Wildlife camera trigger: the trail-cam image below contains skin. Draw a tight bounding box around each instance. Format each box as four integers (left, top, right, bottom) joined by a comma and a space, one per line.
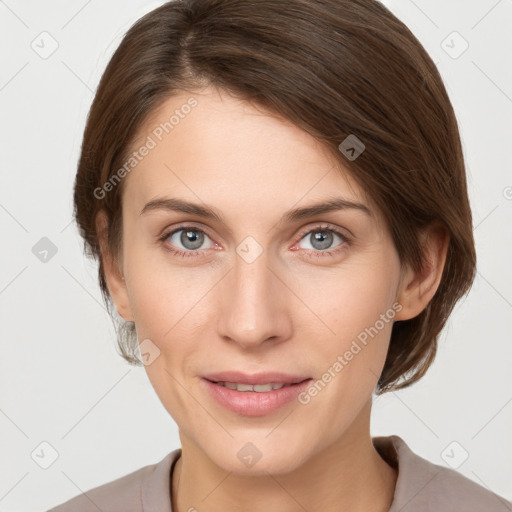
97, 85, 449, 512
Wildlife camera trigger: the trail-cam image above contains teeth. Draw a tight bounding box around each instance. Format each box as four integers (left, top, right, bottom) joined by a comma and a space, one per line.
218, 382, 287, 392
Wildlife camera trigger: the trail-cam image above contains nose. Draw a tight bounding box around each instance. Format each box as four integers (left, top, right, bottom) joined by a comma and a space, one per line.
216, 246, 293, 350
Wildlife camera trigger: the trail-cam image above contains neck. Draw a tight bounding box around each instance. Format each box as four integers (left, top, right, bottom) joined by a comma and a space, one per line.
171, 399, 397, 512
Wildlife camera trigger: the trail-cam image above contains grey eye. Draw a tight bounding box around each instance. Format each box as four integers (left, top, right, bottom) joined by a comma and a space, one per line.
168, 228, 214, 251
299, 230, 343, 251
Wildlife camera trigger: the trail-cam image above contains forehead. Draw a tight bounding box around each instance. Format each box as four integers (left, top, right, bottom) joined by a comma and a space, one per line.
122, 87, 369, 219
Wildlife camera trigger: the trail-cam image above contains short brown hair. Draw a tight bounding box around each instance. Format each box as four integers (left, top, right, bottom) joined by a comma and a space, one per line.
73, 0, 476, 393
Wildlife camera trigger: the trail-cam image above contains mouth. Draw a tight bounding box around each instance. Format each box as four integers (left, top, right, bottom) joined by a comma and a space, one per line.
206, 380, 308, 392
202, 371, 310, 386
201, 376, 313, 416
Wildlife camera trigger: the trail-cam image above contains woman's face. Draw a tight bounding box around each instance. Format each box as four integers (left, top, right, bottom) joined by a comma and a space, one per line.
111, 86, 408, 474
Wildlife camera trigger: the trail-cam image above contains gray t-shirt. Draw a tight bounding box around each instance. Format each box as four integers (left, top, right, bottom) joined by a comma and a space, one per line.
47, 435, 511, 511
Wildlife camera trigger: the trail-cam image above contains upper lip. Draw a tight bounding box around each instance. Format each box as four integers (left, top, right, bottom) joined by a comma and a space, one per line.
202, 371, 311, 385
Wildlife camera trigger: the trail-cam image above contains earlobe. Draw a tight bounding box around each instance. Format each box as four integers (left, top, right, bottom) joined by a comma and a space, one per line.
395, 223, 449, 322
95, 210, 134, 322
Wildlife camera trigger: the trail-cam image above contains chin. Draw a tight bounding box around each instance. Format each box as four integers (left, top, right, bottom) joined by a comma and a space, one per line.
201, 435, 311, 476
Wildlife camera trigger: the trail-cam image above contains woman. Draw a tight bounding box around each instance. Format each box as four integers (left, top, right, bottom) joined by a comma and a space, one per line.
48, 0, 510, 510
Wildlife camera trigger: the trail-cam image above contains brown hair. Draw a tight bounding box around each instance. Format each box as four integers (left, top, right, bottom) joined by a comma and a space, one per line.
73, 0, 476, 393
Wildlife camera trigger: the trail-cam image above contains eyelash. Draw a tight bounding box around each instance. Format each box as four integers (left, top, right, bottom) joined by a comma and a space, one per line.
158, 223, 351, 260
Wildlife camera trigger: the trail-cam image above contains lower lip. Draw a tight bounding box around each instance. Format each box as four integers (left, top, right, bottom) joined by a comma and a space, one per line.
201, 378, 313, 416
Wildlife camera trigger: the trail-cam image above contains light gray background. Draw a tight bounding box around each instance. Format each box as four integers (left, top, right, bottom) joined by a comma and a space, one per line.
1, 1, 511, 510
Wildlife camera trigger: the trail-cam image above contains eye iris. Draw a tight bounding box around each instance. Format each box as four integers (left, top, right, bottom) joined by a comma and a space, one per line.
310, 230, 333, 250
181, 230, 204, 250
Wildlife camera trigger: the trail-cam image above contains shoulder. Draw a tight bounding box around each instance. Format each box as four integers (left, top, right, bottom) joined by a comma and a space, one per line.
373, 435, 511, 512
47, 449, 181, 512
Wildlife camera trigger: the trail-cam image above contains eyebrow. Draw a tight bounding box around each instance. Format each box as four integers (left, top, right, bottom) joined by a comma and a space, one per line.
139, 196, 372, 223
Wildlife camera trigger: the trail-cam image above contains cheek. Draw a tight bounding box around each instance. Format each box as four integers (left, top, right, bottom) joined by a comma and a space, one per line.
124, 255, 213, 414
123, 243, 207, 342
305, 259, 399, 344
296, 260, 399, 400
131, 266, 208, 426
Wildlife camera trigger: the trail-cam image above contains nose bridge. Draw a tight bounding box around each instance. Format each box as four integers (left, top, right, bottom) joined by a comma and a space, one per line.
217, 241, 291, 347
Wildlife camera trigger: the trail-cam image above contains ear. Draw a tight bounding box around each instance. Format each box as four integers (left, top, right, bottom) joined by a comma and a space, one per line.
395, 222, 449, 321
95, 210, 135, 322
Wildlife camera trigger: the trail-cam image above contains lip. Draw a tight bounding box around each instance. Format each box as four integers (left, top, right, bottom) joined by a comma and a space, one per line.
201, 375, 313, 416
202, 371, 310, 386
